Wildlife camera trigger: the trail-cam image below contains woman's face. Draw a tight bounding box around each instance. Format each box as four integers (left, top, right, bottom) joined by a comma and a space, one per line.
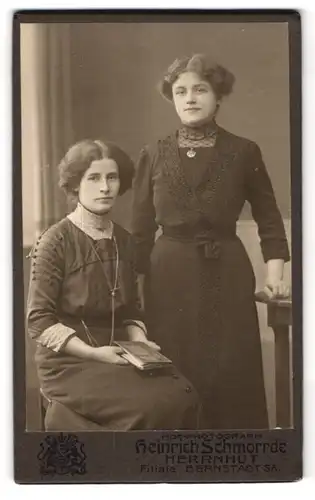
172, 71, 218, 127
78, 158, 120, 214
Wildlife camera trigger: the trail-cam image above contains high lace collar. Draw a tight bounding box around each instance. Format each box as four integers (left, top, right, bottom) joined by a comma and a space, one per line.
67, 202, 113, 240
178, 120, 218, 141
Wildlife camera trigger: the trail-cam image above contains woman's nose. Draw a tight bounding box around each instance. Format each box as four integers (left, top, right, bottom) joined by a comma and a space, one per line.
100, 179, 110, 192
186, 91, 196, 104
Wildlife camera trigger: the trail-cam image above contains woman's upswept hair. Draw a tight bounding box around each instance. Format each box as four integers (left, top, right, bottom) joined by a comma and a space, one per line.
58, 139, 134, 198
159, 54, 235, 101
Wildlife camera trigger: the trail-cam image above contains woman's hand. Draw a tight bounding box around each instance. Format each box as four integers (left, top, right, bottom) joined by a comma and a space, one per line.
126, 324, 161, 351
91, 346, 129, 365
264, 278, 291, 299
140, 338, 161, 351
265, 259, 291, 299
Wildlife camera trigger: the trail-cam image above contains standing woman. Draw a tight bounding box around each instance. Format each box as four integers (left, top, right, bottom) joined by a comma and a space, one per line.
27, 139, 201, 431
131, 54, 290, 429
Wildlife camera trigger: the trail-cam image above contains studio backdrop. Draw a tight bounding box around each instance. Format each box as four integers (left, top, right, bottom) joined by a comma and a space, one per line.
21, 21, 291, 430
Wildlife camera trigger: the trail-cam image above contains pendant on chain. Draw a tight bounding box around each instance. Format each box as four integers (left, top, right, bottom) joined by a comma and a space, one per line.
187, 148, 196, 158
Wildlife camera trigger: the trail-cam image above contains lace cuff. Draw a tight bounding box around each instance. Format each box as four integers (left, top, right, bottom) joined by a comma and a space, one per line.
36, 323, 76, 352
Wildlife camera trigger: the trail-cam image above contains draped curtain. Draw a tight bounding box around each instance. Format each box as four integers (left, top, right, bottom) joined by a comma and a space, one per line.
21, 23, 75, 430
21, 23, 74, 239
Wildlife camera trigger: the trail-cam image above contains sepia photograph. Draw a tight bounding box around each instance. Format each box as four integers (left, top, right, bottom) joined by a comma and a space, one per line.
14, 10, 302, 483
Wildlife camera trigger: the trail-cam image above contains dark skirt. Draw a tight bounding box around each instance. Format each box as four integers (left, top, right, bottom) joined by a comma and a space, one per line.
146, 234, 269, 430
35, 334, 202, 431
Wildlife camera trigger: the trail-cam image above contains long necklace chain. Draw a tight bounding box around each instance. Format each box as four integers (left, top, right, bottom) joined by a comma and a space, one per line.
81, 235, 119, 347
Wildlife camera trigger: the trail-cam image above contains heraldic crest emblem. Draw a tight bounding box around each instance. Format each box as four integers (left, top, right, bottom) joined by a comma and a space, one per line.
37, 433, 87, 476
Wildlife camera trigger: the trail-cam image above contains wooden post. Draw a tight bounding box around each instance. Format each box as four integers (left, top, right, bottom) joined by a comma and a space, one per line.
255, 294, 292, 428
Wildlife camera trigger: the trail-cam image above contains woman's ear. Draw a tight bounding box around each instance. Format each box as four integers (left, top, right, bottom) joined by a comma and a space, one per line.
72, 188, 79, 200
214, 100, 221, 117
67, 188, 79, 210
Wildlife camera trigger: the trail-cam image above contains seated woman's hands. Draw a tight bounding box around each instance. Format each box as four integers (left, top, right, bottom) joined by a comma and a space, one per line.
126, 324, 161, 351
92, 346, 129, 365
140, 338, 161, 351
88, 326, 161, 365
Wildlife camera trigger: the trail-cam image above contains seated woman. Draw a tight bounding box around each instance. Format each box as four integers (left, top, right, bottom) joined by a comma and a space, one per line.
26, 139, 202, 431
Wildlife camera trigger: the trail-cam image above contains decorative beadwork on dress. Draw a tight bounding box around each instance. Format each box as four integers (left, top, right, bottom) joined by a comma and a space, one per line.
158, 133, 222, 380
158, 134, 200, 226
30, 228, 64, 283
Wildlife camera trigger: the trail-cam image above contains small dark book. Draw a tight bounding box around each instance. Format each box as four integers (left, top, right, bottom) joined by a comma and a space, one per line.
115, 341, 173, 371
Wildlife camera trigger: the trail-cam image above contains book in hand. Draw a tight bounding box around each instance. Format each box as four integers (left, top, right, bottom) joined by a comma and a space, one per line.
115, 341, 173, 371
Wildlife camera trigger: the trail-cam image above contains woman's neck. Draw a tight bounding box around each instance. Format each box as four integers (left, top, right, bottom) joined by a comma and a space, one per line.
71, 202, 112, 232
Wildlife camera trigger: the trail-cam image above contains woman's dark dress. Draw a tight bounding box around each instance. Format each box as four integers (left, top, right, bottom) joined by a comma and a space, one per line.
131, 126, 290, 430
27, 218, 201, 430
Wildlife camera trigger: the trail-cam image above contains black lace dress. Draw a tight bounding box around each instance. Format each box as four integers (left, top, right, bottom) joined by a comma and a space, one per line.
131, 125, 290, 429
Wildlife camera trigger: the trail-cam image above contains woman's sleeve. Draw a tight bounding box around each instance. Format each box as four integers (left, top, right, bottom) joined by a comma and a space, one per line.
244, 142, 290, 263
131, 146, 158, 275
26, 227, 76, 352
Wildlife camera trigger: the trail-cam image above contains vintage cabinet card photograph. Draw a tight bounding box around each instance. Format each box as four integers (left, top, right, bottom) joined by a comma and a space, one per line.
13, 10, 302, 483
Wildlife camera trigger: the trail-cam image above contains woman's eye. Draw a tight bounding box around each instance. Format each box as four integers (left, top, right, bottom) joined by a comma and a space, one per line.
87, 174, 100, 181
107, 174, 118, 181
196, 87, 207, 93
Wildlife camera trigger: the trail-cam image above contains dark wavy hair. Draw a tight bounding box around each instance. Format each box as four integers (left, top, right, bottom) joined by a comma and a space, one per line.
159, 54, 235, 102
58, 139, 134, 200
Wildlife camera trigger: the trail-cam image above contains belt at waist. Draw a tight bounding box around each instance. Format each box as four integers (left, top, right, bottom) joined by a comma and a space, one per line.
58, 315, 125, 346
162, 225, 237, 259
